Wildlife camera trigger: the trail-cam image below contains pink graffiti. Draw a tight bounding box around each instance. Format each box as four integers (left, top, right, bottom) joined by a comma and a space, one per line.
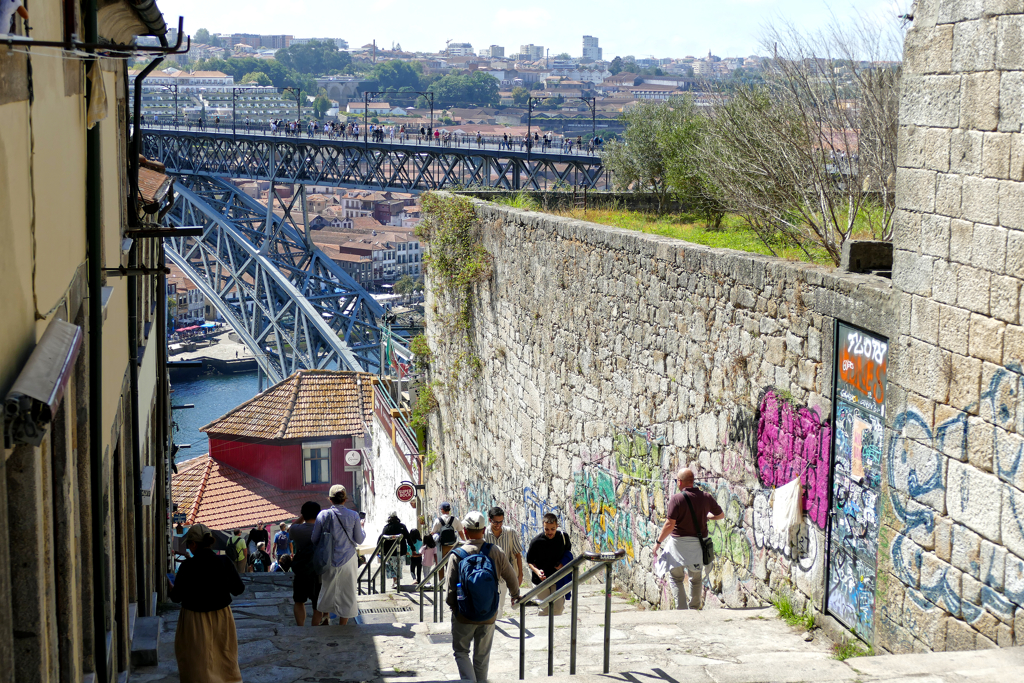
756, 390, 830, 529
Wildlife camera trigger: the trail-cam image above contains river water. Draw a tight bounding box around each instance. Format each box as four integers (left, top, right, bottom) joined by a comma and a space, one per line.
170, 372, 259, 464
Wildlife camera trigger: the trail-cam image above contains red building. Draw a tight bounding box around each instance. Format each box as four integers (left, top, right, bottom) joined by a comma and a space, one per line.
172, 370, 376, 529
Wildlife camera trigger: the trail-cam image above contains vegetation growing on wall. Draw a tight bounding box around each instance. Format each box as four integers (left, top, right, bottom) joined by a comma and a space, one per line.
410, 380, 440, 430
416, 193, 494, 382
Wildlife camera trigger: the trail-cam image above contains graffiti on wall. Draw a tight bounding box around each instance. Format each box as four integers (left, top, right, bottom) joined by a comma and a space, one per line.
884, 366, 1024, 634
827, 323, 887, 643
751, 490, 818, 571
756, 390, 831, 528
571, 426, 668, 562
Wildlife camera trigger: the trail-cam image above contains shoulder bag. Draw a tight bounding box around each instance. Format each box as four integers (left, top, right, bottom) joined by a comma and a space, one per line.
683, 492, 716, 566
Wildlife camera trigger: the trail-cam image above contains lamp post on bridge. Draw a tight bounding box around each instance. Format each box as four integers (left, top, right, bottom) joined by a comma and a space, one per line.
150, 84, 179, 128
232, 86, 273, 139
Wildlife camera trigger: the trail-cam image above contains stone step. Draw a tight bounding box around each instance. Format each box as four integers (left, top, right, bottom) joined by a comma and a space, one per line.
129, 615, 161, 667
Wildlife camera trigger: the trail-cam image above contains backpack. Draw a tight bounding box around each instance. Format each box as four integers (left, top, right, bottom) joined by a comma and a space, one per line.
228, 536, 246, 562
252, 554, 265, 572
453, 543, 499, 621
438, 515, 458, 546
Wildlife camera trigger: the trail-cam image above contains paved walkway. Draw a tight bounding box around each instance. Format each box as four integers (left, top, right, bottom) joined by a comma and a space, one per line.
131, 571, 1024, 683
170, 331, 252, 362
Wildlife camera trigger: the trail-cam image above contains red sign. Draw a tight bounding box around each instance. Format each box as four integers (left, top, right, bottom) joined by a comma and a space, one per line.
396, 483, 416, 502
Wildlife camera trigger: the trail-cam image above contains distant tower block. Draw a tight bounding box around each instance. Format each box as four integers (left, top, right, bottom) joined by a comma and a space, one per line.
582, 35, 602, 61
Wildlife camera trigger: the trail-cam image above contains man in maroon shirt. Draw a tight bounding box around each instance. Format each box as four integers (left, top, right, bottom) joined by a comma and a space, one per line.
654, 468, 724, 609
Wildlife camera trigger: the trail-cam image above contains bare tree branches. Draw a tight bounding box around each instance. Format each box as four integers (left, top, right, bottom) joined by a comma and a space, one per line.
698, 14, 903, 263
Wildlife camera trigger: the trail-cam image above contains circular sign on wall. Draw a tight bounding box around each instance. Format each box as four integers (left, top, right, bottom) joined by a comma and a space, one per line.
345, 450, 362, 467
396, 483, 416, 502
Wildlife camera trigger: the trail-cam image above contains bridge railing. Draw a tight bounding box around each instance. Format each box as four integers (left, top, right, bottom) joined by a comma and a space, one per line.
372, 381, 420, 480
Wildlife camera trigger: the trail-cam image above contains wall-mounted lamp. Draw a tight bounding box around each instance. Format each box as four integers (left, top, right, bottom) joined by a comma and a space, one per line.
3, 319, 83, 447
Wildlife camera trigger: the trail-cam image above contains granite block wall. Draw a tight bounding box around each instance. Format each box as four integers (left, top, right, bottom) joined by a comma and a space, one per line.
422, 201, 897, 623
420, 0, 1024, 654
877, 0, 1024, 653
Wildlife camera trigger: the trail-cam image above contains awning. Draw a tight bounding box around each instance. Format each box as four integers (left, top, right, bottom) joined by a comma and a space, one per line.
178, 325, 200, 331
201, 322, 217, 328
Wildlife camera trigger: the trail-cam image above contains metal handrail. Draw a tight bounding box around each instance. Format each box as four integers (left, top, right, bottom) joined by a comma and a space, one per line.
368, 534, 404, 594
519, 549, 626, 680
357, 537, 384, 595
415, 546, 460, 623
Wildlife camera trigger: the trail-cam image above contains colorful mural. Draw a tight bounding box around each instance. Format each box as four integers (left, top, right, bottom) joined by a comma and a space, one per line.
827, 323, 887, 642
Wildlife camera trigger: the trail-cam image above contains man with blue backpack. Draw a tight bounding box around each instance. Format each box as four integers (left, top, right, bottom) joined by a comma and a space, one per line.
446, 511, 522, 682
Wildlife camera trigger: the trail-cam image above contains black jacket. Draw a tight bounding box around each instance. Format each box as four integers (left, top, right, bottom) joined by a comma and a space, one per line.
170, 548, 245, 612
379, 520, 409, 557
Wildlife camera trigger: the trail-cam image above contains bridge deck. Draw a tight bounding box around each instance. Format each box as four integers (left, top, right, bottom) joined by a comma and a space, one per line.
142, 127, 608, 191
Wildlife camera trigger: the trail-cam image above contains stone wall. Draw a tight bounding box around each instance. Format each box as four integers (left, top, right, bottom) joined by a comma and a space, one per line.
420, 0, 1024, 655
878, 0, 1024, 652
422, 199, 897, 624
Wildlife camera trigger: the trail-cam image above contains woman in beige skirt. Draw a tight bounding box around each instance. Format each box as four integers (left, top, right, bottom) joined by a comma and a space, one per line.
170, 523, 246, 683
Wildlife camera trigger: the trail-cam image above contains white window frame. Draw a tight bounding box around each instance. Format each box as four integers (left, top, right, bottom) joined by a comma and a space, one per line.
302, 441, 332, 485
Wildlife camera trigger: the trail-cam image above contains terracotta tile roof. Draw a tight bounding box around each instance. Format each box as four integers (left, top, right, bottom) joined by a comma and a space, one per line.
200, 370, 375, 441
173, 454, 322, 530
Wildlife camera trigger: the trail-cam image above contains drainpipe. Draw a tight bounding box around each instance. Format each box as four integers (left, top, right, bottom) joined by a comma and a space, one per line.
127, 51, 164, 621
85, 0, 108, 679
129, 57, 162, 221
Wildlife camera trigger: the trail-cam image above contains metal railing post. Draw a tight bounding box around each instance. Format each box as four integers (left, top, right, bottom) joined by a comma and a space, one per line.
419, 582, 424, 622
547, 603, 555, 676
570, 566, 579, 674
519, 602, 526, 680
604, 562, 612, 674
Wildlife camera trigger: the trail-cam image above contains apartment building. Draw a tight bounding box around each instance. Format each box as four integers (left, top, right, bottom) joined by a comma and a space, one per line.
0, 3, 174, 682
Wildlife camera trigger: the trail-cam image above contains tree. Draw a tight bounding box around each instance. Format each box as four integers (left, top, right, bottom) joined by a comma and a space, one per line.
393, 275, 418, 297
371, 60, 422, 91
609, 56, 623, 75
313, 94, 331, 119
511, 86, 530, 106
602, 96, 722, 219
275, 40, 351, 75
623, 62, 639, 73
240, 71, 271, 86
697, 15, 903, 262
195, 28, 212, 45
555, 52, 572, 59
428, 71, 499, 107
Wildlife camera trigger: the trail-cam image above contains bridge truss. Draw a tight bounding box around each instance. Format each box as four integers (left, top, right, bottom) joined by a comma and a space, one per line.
143, 129, 607, 191
164, 176, 390, 384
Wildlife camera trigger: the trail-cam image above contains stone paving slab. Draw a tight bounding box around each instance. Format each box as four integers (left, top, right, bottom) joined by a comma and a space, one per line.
135, 575, 1024, 683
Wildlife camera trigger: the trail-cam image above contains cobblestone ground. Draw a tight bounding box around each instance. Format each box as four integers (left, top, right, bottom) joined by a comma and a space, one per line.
132, 574, 1024, 682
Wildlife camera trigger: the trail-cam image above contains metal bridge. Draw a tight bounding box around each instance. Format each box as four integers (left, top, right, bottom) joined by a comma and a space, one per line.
143, 128, 608, 191
164, 175, 397, 384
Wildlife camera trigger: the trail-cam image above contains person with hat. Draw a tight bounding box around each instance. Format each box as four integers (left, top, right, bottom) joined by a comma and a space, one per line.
169, 523, 245, 683
311, 484, 366, 625
446, 511, 522, 682
431, 502, 466, 578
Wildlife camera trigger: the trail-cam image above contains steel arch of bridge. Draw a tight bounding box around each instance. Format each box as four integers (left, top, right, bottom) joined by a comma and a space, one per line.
164, 176, 388, 383
142, 129, 607, 191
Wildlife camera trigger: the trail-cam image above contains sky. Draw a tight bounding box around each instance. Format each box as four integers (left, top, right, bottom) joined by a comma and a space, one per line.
157, 0, 912, 60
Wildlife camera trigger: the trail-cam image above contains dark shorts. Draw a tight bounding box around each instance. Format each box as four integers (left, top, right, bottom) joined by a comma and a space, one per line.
293, 571, 322, 605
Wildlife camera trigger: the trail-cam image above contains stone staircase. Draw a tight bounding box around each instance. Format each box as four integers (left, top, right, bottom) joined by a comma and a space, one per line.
131, 574, 1024, 683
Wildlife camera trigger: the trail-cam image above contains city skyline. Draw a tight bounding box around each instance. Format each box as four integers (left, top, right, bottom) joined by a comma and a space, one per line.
157, 0, 911, 61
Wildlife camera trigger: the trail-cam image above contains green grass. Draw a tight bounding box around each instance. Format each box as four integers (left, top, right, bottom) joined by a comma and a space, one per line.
832, 640, 874, 660
772, 593, 816, 631
546, 208, 834, 265
492, 191, 541, 211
